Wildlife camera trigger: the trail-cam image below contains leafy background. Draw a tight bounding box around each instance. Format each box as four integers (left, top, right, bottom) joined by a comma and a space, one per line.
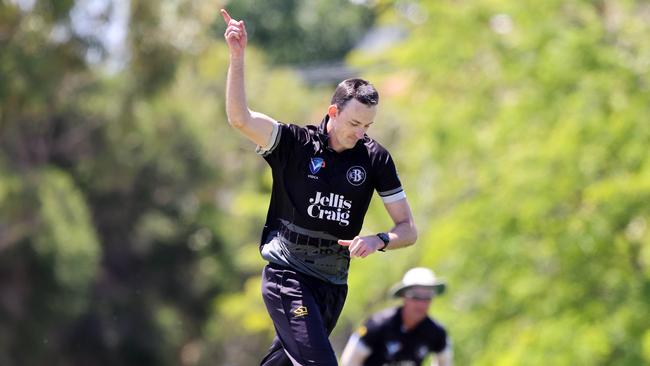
1, 0, 649, 365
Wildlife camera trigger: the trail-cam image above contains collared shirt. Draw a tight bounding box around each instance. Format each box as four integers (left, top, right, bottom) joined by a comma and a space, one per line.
256, 116, 405, 284
357, 307, 449, 366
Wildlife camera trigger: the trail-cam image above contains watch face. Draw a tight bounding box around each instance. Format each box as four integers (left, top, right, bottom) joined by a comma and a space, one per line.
378, 233, 389, 244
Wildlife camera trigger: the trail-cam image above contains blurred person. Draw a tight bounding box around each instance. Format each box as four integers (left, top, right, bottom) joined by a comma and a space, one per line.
221, 8, 417, 366
340, 267, 452, 366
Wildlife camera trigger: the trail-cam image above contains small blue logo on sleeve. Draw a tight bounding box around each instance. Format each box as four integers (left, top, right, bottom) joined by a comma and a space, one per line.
309, 157, 326, 174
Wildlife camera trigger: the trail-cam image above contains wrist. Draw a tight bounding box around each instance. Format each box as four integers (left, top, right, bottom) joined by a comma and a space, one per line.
229, 53, 245, 64
376, 233, 390, 252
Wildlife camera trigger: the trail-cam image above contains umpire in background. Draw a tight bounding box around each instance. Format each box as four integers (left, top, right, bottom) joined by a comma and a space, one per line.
340, 268, 452, 366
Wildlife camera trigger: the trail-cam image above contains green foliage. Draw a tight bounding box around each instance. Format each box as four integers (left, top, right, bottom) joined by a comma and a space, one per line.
34, 168, 100, 310
343, 0, 650, 364
2, 0, 650, 365
0, 166, 100, 364
221, 0, 376, 65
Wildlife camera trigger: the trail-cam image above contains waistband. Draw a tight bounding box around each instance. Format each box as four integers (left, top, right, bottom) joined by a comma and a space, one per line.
278, 225, 338, 247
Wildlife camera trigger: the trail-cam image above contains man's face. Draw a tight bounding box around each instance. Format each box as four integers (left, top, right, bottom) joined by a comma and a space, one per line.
402, 287, 434, 321
328, 99, 377, 150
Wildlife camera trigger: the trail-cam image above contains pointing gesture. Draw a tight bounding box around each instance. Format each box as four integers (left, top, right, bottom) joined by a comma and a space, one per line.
339, 235, 385, 258
220, 9, 247, 58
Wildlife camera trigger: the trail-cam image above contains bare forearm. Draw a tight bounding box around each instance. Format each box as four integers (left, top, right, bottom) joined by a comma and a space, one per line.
221, 9, 274, 146
433, 347, 453, 366
385, 219, 417, 250
340, 334, 371, 366
378, 198, 417, 251
225, 56, 251, 128
224, 53, 275, 146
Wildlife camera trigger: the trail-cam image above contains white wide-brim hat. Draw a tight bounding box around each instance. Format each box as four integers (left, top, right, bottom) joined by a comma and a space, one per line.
389, 267, 446, 298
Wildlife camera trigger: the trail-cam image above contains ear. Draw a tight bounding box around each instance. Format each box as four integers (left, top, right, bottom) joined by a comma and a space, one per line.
327, 104, 338, 119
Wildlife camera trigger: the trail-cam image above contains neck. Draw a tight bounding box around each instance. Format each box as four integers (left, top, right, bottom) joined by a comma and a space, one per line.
401, 311, 425, 332
329, 136, 346, 152
326, 118, 346, 152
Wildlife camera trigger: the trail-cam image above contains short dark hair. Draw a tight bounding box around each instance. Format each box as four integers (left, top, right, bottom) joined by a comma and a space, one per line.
330, 78, 379, 111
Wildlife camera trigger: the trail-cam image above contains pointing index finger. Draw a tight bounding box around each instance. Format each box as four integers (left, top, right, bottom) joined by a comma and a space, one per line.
338, 239, 352, 246
220, 9, 232, 24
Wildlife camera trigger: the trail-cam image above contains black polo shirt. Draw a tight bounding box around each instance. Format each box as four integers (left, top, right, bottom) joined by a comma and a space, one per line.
357, 307, 449, 366
256, 116, 406, 284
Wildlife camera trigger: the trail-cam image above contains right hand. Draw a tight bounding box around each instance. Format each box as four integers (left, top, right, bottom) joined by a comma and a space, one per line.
220, 9, 247, 58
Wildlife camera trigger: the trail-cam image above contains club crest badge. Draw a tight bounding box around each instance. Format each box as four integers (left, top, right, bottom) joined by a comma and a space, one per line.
309, 157, 326, 174
346, 166, 366, 186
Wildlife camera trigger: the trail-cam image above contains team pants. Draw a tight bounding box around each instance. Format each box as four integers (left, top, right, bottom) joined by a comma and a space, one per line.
260, 263, 348, 366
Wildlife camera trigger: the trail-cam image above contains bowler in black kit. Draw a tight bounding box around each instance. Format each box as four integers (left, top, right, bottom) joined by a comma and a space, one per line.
222, 8, 418, 365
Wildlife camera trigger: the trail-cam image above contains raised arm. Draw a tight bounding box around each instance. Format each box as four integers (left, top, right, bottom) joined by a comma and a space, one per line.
221, 9, 276, 147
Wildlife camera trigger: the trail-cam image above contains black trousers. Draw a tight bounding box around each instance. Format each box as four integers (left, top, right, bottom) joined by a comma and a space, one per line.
260, 263, 348, 366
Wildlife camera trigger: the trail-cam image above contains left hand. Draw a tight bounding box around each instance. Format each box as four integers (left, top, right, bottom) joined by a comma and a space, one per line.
338, 235, 384, 258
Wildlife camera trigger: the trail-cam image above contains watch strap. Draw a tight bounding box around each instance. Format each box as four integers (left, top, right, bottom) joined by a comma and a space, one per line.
376, 233, 390, 252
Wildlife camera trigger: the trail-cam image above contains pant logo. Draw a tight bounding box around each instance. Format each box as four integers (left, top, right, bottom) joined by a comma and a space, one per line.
292, 306, 308, 317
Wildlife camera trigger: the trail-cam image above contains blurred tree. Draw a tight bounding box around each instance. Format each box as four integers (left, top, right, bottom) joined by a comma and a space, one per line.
4, 0, 650, 365
341, 0, 650, 365
0, 1, 235, 365
221, 0, 376, 65
1, 0, 334, 364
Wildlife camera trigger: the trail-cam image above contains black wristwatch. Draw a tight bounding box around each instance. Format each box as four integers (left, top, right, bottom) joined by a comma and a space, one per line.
376, 232, 390, 252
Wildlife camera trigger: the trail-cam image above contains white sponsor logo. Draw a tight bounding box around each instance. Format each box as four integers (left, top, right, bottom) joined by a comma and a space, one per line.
346, 166, 366, 186
307, 191, 352, 226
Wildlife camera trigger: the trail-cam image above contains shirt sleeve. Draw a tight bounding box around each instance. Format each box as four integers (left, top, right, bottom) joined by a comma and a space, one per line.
357, 317, 383, 351
432, 344, 453, 366
372, 148, 406, 203
428, 323, 449, 353
255, 120, 283, 156
256, 122, 308, 168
